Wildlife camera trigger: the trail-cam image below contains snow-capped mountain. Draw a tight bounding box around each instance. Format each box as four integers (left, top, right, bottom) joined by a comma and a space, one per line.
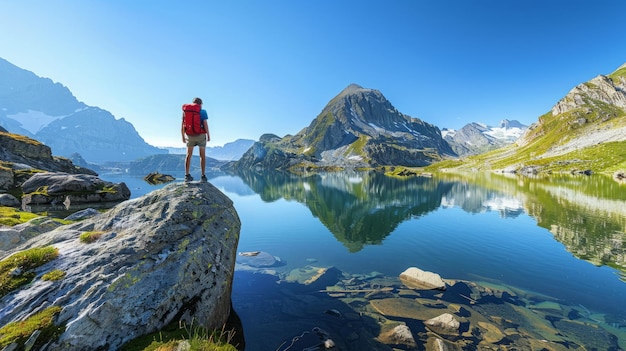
442, 119, 528, 156
0, 57, 164, 163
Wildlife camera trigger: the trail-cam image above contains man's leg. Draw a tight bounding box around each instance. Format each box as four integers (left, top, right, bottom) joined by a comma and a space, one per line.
199, 147, 206, 177
185, 146, 194, 179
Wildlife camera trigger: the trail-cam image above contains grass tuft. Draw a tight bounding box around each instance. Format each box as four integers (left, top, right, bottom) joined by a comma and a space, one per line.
79, 231, 105, 243
0, 246, 59, 298
0, 306, 64, 349
41, 269, 66, 281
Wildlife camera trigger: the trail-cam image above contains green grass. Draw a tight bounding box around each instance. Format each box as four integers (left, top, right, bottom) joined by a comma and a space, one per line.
79, 231, 105, 243
0, 306, 64, 349
0, 246, 59, 299
121, 320, 238, 351
0, 206, 41, 226
41, 269, 66, 281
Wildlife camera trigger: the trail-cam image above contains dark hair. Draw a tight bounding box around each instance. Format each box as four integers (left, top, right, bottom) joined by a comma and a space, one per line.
193, 97, 203, 104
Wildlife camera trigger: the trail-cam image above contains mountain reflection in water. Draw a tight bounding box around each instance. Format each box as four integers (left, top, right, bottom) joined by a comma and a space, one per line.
103, 170, 626, 350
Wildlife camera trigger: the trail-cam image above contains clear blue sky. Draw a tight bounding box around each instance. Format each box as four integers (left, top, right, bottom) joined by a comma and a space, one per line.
1, 1, 625, 147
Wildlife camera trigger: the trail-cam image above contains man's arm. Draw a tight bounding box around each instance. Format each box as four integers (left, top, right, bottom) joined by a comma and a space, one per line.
203, 120, 210, 142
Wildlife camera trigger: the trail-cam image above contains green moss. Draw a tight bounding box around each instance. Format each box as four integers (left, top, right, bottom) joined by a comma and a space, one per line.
0, 246, 59, 299
0, 306, 64, 349
41, 269, 66, 281
345, 135, 368, 157
79, 231, 105, 243
0, 206, 41, 226
0, 132, 45, 146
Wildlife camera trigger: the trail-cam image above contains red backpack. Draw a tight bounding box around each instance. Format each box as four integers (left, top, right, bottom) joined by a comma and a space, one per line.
182, 103, 205, 135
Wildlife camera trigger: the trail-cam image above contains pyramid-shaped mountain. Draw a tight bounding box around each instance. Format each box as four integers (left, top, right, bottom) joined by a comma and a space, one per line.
232, 84, 455, 172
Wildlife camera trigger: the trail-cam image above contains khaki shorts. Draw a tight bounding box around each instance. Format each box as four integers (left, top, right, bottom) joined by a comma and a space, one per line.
186, 134, 207, 148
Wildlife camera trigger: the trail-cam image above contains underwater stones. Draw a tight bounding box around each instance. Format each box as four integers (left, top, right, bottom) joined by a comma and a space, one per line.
236, 251, 279, 267
370, 297, 455, 320
476, 321, 506, 344
399, 267, 446, 290
377, 324, 417, 348
284, 266, 342, 291
426, 337, 463, 351
424, 313, 460, 336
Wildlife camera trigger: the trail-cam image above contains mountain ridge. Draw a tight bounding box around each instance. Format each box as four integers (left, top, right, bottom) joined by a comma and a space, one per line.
431, 63, 626, 175
230, 84, 456, 172
0, 58, 164, 164
442, 119, 528, 156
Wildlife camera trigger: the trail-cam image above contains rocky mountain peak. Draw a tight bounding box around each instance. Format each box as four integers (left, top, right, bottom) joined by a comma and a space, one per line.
231, 84, 455, 171
551, 72, 626, 116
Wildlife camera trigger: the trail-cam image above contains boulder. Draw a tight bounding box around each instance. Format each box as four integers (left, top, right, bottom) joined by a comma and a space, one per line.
0, 181, 241, 351
399, 267, 446, 290
20, 172, 130, 208
0, 193, 20, 207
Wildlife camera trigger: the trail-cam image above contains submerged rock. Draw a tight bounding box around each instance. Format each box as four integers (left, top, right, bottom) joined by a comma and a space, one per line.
424, 313, 461, 336
0, 181, 241, 351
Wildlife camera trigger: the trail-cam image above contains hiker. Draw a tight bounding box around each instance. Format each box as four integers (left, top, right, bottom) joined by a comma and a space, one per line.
181, 97, 210, 182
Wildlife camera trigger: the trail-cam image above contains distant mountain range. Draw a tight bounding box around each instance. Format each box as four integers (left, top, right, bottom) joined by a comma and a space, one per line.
164, 139, 255, 161
0, 58, 164, 164
442, 119, 528, 156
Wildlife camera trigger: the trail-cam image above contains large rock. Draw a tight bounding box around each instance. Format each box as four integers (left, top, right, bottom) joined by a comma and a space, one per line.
20, 172, 130, 208
399, 267, 446, 290
0, 181, 241, 350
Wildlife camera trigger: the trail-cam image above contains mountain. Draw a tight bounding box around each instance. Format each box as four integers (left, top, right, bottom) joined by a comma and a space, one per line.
165, 138, 255, 160
434, 63, 626, 174
0, 58, 164, 164
230, 84, 456, 172
442, 119, 528, 156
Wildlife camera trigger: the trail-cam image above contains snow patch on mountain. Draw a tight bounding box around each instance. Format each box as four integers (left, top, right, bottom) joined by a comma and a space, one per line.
7, 110, 62, 134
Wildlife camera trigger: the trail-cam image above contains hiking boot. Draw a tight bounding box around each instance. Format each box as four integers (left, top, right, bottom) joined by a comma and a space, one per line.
184, 174, 193, 182
201, 175, 208, 182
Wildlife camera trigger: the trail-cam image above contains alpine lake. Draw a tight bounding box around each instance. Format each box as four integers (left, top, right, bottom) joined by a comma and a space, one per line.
100, 169, 626, 351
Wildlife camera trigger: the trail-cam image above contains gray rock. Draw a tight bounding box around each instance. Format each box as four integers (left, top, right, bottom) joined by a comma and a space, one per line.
399, 267, 446, 290
63, 208, 101, 221
22, 172, 106, 194
0, 181, 241, 351
0, 193, 20, 207
20, 172, 130, 207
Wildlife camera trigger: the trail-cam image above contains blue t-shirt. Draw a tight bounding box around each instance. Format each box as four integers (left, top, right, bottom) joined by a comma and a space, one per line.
200, 109, 208, 130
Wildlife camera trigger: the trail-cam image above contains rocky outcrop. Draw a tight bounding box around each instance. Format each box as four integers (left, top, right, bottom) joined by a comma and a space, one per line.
0, 181, 241, 350
551, 73, 626, 116
20, 172, 130, 209
0, 132, 96, 192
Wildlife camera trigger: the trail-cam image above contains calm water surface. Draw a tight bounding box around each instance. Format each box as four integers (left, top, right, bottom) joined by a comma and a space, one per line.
102, 170, 626, 350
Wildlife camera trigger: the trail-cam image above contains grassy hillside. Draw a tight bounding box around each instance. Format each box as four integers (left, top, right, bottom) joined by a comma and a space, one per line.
422, 65, 626, 176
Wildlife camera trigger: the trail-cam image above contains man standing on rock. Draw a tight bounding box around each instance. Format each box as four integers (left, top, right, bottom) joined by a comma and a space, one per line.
181, 97, 210, 182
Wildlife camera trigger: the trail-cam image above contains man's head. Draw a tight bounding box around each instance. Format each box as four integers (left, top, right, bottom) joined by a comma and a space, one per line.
193, 97, 203, 105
